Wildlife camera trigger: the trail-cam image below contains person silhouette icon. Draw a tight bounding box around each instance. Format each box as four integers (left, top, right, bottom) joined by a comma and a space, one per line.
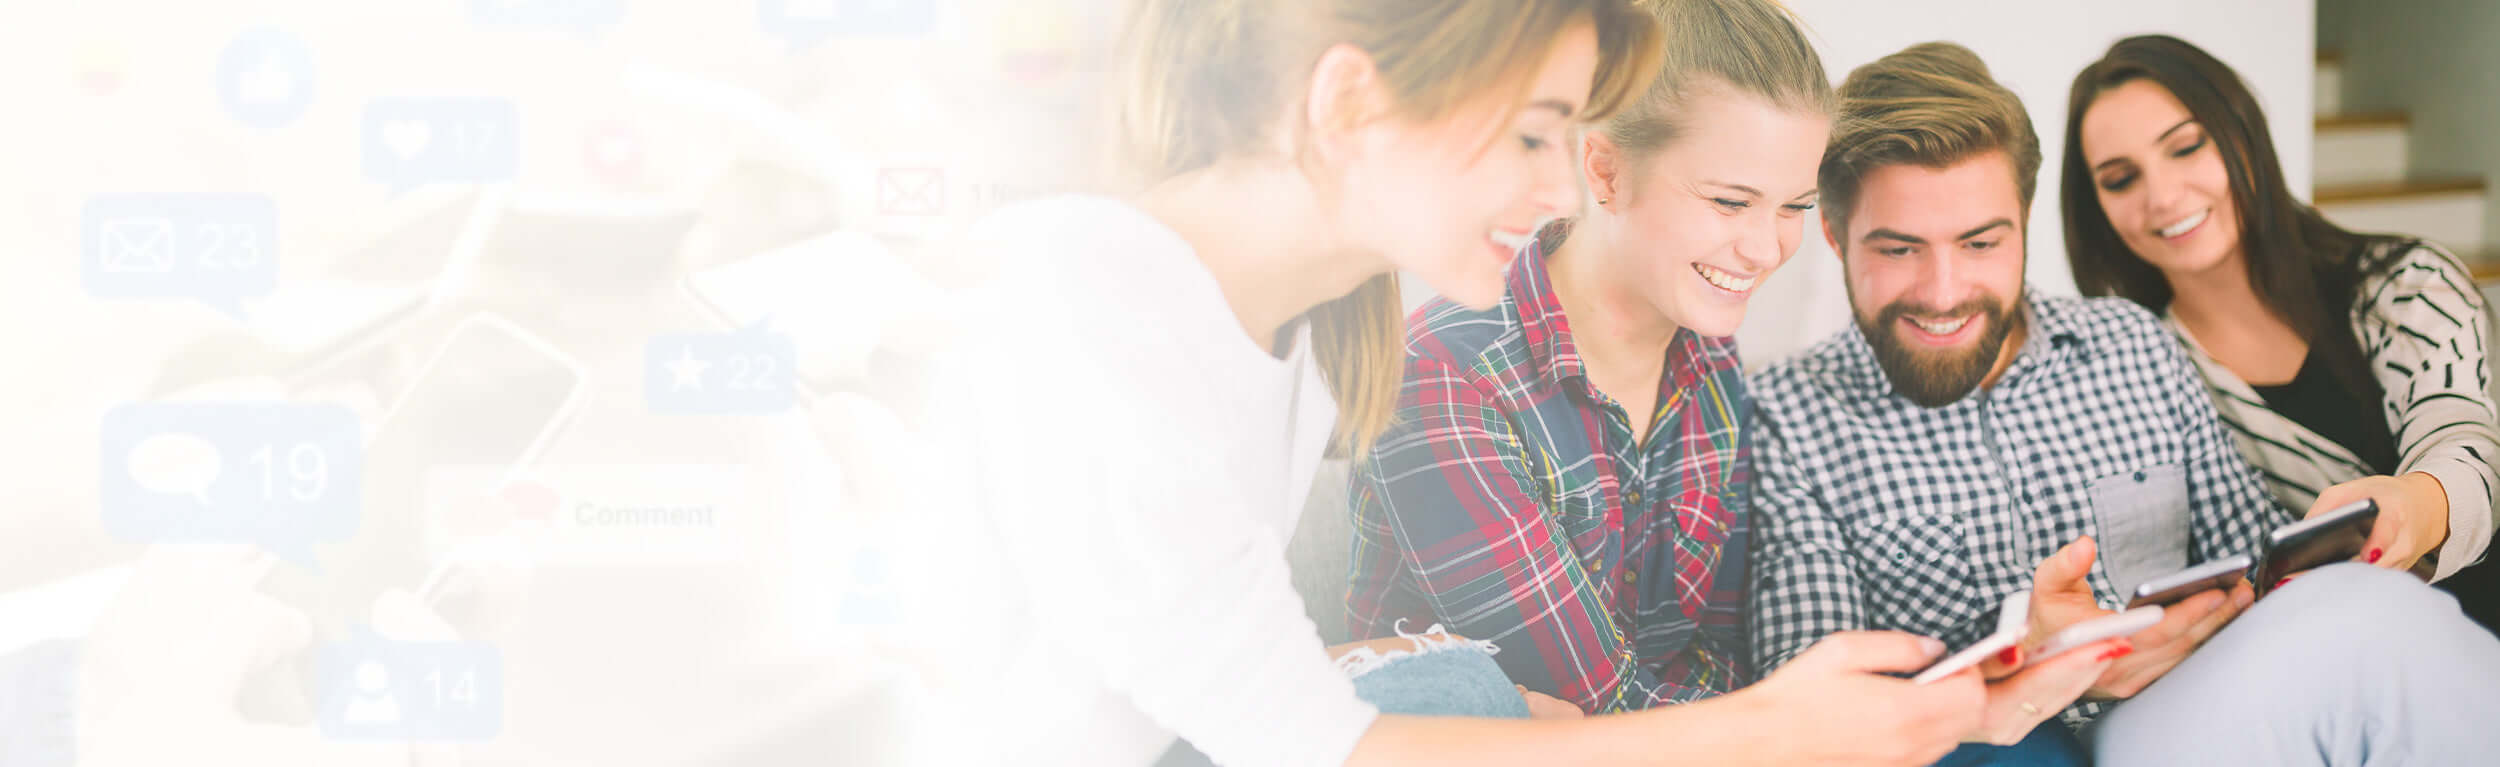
341, 660, 401, 725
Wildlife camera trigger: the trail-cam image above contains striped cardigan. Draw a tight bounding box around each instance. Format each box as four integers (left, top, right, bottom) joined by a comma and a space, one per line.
2167, 243, 2499, 581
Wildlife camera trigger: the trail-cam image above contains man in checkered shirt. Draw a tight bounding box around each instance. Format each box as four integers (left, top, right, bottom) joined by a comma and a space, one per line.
1749, 42, 2500, 761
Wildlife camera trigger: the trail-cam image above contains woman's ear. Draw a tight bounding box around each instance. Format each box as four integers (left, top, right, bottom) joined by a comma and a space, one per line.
1302, 43, 1386, 167
1582, 131, 1622, 206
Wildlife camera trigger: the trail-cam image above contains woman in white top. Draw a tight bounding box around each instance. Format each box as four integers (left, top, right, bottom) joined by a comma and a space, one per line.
930, 1, 2012, 765
2063, 34, 2500, 628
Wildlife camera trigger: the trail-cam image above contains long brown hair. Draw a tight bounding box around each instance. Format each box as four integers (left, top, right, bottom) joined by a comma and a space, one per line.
2062, 34, 2410, 401
1119, 0, 1663, 455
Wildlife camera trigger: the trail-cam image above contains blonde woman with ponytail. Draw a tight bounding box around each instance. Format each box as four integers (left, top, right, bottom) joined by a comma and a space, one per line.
932, 1, 1984, 765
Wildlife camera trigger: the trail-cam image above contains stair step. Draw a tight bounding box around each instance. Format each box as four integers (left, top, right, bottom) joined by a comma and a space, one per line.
2317, 178, 2487, 255
2314, 112, 2410, 186
2316, 51, 2342, 117
2316, 178, 2485, 203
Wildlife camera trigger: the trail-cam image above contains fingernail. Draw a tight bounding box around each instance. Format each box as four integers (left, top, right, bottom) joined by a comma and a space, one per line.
2098, 645, 2134, 662
1997, 647, 2021, 665
1920, 637, 1946, 656
2276, 577, 2292, 590
2368, 548, 2384, 564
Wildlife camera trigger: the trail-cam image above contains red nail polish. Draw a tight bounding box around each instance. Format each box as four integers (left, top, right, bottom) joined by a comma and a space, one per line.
2098, 645, 2134, 662
2275, 577, 2292, 590
1997, 647, 2020, 665
2368, 548, 2384, 564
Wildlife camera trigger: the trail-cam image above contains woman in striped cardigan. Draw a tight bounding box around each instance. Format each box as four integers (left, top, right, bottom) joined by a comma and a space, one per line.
2060, 35, 2498, 631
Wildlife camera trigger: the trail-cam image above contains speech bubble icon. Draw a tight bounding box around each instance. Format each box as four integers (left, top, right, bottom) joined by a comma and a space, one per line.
126, 432, 222, 505
362, 97, 520, 195
99, 401, 363, 570
80, 193, 280, 320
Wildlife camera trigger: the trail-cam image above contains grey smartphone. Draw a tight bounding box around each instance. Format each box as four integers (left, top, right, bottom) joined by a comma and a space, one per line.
2254, 499, 2378, 595
2127, 553, 2254, 608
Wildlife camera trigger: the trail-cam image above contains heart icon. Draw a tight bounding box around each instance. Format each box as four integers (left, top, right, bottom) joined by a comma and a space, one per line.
382, 120, 431, 160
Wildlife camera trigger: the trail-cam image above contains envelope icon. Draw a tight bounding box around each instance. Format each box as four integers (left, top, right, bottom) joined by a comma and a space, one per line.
99, 218, 178, 274
878, 167, 945, 216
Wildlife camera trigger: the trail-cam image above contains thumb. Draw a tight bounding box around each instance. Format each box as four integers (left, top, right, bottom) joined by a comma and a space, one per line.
1790, 631, 1947, 676
2034, 536, 2097, 592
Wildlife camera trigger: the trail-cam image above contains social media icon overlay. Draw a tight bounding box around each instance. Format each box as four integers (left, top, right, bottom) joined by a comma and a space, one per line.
218, 27, 315, 129
759, 0, 938, 49
98, 402, 361, 568
363, 97, 520, 194
838, 545, 899, 625
467, 0, 627, 35
644, 322, 798, 415
318, 630, 503, 741
876, 166, 945, 216
80, 193, 278, 318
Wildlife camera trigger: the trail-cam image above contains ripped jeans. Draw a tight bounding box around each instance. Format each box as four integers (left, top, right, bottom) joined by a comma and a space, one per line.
1331, 623, 1529, 719
1152, 624, 1521, 766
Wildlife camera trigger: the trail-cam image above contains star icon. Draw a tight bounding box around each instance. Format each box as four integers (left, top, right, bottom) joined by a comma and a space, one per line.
666, 346, 710, 391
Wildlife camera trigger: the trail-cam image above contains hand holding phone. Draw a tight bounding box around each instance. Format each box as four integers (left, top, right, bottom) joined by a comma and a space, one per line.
2128, 554, 2254, 609
1914, 592, 2029, 684
2256, 500, 2378, 594
2020, 606, 2162, 670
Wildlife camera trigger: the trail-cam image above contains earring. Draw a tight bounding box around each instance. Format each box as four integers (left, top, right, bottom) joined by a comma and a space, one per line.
1597, 198, 1610, 206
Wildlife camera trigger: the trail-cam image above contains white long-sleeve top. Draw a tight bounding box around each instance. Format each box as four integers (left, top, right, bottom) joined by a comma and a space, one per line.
931, 197, 1375, 766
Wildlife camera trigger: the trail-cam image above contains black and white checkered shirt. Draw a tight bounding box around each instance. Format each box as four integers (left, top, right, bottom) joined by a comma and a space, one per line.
1746, 290, 2290, 724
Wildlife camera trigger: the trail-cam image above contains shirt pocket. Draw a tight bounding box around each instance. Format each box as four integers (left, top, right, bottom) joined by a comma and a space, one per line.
1848, 510, 1979, 641
2088, 463, 2190, 599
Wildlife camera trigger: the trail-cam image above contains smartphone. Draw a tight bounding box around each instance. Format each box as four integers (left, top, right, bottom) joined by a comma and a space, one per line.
259, 312, 584, 629
2022, 606, 2164, 669
1915, 592, 2030, 684
247, 312, 583, 721
2254, 499, 2378, 593
2127, 553, 2255, 609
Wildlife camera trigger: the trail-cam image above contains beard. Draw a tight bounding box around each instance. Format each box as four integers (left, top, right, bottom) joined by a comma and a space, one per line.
1853, 290, 2022, 408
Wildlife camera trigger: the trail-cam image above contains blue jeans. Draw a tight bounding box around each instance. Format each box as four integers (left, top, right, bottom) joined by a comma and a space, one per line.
1153, 630, 1522, 766
2086, 563, 2500, 764
1338, 629, 1529, 718
1931, 722, 2090, 767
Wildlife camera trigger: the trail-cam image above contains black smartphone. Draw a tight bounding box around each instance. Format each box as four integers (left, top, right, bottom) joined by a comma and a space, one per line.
2128, 553, 2254, 608
2254, 499, 2378, 594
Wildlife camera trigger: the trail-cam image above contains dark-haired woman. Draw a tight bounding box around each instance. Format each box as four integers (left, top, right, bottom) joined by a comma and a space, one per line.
2062, 34, 2499, 632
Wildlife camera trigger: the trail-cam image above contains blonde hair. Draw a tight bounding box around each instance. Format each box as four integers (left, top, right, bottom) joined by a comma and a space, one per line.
1819, 41, 2042, 243
1120, 0, 1663, 456
1601, 0, 1833, 174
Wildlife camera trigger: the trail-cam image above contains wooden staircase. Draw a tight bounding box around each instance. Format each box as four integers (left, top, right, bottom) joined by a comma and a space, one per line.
2311, 50, 2497, 282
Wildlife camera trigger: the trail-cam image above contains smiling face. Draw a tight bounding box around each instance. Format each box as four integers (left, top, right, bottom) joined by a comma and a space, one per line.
1832, 151, 2029, 407
1597, 82, 1829, 338
2078, 79, 2241, 281
1338, 20, 1599, 310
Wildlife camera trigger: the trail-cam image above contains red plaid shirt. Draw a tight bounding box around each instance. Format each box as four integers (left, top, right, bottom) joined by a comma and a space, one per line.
1345, 224, 1753, 713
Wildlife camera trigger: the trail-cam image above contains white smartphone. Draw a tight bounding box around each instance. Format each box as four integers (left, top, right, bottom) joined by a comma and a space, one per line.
2022, 605, 2164, 669
1915, 591, 2031, 684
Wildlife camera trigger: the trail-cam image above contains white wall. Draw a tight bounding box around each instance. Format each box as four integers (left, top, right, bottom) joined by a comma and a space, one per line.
1733, 0, 2317, 367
